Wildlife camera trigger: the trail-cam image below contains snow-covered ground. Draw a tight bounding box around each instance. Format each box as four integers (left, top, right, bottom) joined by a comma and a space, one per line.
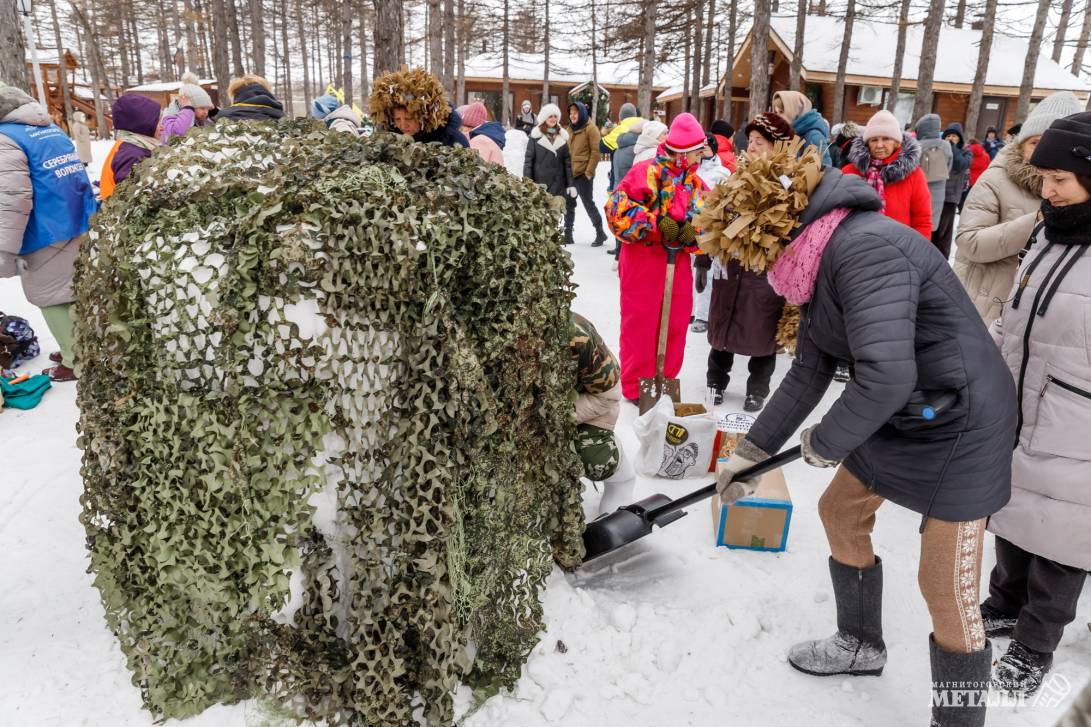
1, 151, 1087, 727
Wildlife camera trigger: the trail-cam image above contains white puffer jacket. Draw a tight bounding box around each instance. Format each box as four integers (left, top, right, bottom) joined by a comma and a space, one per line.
988, 227, 1091, 570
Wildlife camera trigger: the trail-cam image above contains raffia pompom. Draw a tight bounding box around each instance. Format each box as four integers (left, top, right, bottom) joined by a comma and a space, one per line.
368, 66, 450, 134
694, 137, 823, 273
776, 303, 801, 354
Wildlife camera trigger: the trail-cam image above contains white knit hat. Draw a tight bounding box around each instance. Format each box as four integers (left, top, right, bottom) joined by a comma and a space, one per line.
1018, 91, 1083, 142
180, 71, 214, 109
537, 103, 562, 125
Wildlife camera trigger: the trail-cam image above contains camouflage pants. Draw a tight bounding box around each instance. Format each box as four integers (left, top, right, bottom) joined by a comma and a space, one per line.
576, 423, 619, 481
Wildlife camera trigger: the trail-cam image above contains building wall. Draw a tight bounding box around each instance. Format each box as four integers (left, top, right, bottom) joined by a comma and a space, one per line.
463, 79, 645, 125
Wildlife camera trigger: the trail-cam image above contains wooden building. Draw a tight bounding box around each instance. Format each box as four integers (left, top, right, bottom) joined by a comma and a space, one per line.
659, 15, 1091, 138
24, 47, 114, 135
460, 51, 669, 126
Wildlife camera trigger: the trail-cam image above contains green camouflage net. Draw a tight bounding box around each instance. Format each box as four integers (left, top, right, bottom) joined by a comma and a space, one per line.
73, 120, 586, 724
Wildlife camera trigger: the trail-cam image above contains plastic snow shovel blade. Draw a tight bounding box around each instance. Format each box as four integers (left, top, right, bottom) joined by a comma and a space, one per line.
580, 445, 804, 564
637, 377, 681, 415
582, 494, 685, 564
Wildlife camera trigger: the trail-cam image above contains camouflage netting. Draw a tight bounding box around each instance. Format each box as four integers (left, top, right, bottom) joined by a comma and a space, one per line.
73, 119, 586, 725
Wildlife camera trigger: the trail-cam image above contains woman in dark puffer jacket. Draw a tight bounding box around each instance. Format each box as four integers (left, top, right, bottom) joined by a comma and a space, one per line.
709, 160, 1016, 727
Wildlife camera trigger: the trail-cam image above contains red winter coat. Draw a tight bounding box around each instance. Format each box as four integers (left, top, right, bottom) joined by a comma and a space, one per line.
842, 136, 933, 239
968, 143, 990, 187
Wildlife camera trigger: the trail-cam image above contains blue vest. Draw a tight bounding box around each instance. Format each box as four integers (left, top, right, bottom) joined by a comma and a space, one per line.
0, 121, 97, 256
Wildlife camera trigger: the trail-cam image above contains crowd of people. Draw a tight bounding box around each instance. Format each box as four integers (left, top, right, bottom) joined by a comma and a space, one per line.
1, 62, 1088, 727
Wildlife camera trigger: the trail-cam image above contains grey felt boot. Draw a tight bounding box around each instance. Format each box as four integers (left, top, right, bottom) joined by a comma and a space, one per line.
788, 556, 887, 677
929, 635, 991, 727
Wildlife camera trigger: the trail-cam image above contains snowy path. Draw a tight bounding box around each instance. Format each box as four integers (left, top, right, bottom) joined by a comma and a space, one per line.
0, 156, 1087, 727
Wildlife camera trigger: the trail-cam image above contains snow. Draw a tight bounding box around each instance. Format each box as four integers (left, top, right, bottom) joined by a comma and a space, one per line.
770, 14, 1091, 93
125, 80, 217, 93
2, 147, 1089, 727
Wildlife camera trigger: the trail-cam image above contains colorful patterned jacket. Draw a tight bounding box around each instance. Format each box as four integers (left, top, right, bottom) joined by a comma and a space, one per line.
605, 150, 707, 246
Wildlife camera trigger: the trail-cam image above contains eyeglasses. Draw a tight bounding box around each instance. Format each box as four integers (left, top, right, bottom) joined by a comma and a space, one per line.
1072, 145, 1091, 161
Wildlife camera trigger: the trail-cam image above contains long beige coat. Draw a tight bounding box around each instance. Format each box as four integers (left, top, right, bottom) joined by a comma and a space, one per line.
72, 119, 92, 164
988, 229, 1091, 570
952, 143, 1042, 323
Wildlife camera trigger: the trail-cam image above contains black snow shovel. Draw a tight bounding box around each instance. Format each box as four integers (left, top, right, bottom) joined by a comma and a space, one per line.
582, 445, 804, 564
638, 238, 686, 415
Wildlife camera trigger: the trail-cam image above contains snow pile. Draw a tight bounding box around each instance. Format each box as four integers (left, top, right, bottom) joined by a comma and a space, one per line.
504, 129, 529, 177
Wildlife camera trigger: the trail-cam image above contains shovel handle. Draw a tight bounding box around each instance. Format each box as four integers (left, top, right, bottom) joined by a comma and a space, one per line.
644, 445, 803, 523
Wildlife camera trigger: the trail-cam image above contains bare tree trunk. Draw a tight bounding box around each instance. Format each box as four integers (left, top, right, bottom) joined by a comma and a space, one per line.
359, 1, 370, 101
963, 0, 998, 137
748, 0, 771, 119
1072, 2, 1091, 76
156, 1, 173, 77
296, 0, 311, 112
683, 9, 692, 115
1014, 0, 1051, 123
456, 0, 466, 104
118, 3, 132, 87
953, 0, 966, 27
0, 0, 26, 90
1052, 0, 1074, 64
590, 0, 598, 125
690, 0, 704, 117
503, 0, 511, 126
831, 0, 855, 124
373, 0, 405, 76
886, 0, 911, 113
341, 0, 353, 103
789, 0, 806, 91
195, 0, 215, 76
443, 0, 455, 96
226, 0, 245, 74
543, 0, 551, 104
49, 0, 74, 121
911, 0, 944, 122
703, 0, 716, 87
722, 0, 737, 120
333, 2, 342, 87
428, 0, 442, 77
637, 0, 656, 117
279, 0, 292, 114
250, 0, 267, 76
67, 0, 109, 131
209, 0, 232, 94
184, 0, 201, 74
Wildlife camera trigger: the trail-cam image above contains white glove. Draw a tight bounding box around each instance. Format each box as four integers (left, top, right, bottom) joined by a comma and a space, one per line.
715, 453, 762, 506
567, 186, 578, 198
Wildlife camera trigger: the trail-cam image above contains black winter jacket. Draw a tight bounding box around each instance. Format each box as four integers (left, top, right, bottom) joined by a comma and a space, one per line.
745, 170, 1017, 522
216, 84, 286, 122
523, 125, 574, 197
412, 105, 469, 148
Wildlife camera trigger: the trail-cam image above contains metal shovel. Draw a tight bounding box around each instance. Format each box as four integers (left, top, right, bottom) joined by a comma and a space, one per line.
581, 445, 804, 564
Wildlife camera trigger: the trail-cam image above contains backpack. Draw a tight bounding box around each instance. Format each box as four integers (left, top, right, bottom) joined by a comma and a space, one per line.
920, 143, 950, 184
0, 312, 40, 370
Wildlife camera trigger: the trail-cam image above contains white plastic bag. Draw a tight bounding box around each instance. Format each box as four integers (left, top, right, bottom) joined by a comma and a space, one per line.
633, 396, 718, 479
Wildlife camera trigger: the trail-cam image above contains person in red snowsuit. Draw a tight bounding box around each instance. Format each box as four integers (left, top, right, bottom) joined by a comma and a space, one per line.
605, 112, 709, 401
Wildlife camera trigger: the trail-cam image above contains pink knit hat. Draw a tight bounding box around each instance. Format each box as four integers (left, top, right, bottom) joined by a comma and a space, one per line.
664, 112, 706, 153
459, 101, 489, 129
863, 110, 902, 142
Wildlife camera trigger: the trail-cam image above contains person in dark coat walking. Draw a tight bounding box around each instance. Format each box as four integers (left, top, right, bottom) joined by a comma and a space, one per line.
523, 103, 576, 244
216, 75, 285, 122
932, 122, 972, 259
983, 127, 1004, 159
695, 111, 794, 412
713, 163, 1017, 727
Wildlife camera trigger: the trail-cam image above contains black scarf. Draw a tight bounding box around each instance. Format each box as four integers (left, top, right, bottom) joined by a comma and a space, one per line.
1041, 199, 1091, 245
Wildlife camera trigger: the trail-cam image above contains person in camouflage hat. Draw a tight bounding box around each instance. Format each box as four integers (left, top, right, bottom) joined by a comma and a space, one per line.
569, 312, 635, 515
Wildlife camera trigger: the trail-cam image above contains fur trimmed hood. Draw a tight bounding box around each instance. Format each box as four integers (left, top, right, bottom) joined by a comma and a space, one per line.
530, 123, 569, 152
999, 142, 1042, 198
847, 133, 922, 184
0, 86, 48, 125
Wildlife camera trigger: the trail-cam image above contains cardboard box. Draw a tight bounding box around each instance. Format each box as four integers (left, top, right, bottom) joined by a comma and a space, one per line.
710, 469, 793, 552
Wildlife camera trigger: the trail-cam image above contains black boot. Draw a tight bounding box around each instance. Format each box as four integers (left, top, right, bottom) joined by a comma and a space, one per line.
592, 227, 607, 247
929, 635, 991, 727
744, 393, 765, 412
979, 602, 1017, 639
994, 639, 1052, 696
788, 557, 887, 677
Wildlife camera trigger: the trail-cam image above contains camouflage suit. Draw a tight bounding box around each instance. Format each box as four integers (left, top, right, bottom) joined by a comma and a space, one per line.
570, 313, 622, 481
